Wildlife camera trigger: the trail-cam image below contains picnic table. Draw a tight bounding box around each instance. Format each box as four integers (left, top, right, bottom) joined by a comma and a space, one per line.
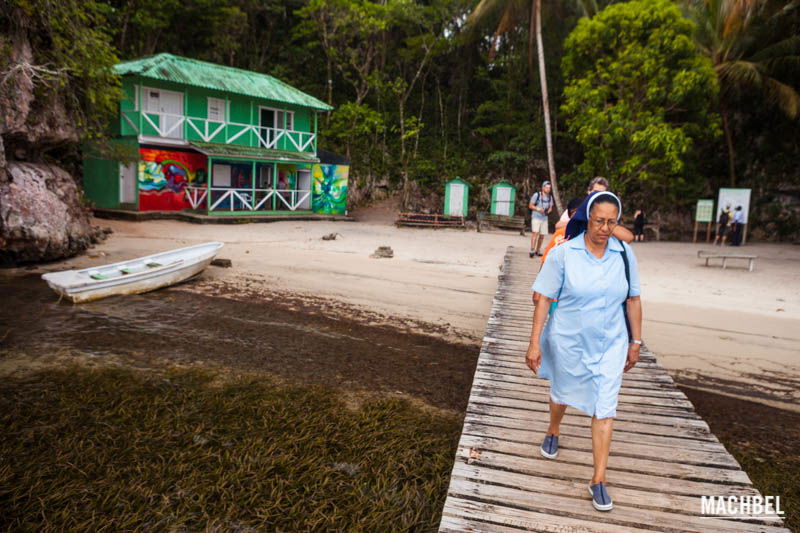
697, 250, 758, 272
477, 213, 526, 235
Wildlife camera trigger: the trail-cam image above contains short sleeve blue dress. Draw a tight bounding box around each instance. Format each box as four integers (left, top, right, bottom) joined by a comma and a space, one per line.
531, 233, 641, 419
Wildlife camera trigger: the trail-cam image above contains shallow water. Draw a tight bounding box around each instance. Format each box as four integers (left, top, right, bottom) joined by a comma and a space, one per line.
0, 275, 478, 410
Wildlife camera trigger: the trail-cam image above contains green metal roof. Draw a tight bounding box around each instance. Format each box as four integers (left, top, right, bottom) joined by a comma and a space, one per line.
115, 53, 333, 112
189, 141, 319, 163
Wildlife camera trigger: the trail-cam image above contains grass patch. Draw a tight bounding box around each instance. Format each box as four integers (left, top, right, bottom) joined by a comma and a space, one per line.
0, 366, 462, 531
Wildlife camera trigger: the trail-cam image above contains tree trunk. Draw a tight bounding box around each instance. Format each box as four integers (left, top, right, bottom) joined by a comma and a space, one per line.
528, 0, 536, 82
534, 0, 563, 214
720, 102, 737, 187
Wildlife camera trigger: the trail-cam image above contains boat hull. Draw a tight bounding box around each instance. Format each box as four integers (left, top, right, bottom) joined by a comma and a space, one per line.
41, 242, 223, 303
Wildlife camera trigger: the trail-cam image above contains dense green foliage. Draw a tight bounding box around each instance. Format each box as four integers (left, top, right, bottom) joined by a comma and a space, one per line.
561, 0, 720, 199
682, 0, 800, 188
1, 0, 120, 141
0, 367, 461, 530
2, 0, 799, 235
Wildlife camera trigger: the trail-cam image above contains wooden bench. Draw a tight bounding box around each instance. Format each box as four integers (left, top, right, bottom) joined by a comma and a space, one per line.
477, 213, 526, 235
643, 222, 661, 241
698, 250, 758, 271
395, 212, 466, 229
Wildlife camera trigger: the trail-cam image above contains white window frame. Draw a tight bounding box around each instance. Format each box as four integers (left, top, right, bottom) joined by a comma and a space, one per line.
212, 164, 232, 187
259, 106, 294, 131
142, 86, 183, 115
207, 97, 226, 122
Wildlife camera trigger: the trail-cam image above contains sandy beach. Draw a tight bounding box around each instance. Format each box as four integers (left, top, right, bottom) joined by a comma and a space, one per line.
23, 213, 800, 413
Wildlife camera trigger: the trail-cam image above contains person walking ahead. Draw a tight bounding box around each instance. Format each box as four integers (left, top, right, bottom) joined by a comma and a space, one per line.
525, 191, 643, 512
529, 180, 554, 258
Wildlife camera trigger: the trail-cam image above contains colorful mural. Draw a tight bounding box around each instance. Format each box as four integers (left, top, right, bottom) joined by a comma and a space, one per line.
311, 164, 348, 215
138, 148, 207, 211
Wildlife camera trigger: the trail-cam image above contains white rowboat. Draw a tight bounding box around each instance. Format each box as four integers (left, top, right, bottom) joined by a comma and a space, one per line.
41, 242, 224, 303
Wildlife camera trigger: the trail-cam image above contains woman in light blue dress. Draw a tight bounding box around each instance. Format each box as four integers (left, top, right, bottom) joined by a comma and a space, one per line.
525, 191, 643, 512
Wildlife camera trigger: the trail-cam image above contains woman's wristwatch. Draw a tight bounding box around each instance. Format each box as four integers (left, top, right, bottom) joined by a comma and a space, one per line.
630, 339, 643, 345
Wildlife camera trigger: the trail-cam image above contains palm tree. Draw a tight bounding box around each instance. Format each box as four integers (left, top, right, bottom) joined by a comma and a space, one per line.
467, 1, 577, 214
682, 0, 800, 186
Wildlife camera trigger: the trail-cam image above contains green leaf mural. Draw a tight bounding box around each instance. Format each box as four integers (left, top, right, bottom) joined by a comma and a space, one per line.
312, 164, 349, 215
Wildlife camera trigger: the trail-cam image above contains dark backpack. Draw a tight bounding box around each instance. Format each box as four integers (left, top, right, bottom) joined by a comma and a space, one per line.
621, 244, 633, 341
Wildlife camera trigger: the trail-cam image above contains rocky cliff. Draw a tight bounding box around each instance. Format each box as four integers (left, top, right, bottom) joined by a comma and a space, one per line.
0, 33, 103, 265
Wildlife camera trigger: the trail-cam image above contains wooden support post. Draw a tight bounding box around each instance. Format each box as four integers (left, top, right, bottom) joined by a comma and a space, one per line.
251, 160, 256, 210
183, 91, 188, 139
137, 83, 143, 134
249, 100, 254, 147
206, 157, 213, 214
693, 220, 699, 243
272, 161, 278, 211
225, 95, 230, 143
705, 221, 712, 243
313, 112, 318, 154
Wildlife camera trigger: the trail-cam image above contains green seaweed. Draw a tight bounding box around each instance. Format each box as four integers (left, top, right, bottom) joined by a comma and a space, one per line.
0, 367, 461, 531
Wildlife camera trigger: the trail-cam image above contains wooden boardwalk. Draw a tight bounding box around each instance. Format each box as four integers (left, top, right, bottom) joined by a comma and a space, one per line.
439, 247, 789, 532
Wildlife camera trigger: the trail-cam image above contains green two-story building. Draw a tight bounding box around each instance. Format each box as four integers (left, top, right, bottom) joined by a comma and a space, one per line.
83, 53, 348, 216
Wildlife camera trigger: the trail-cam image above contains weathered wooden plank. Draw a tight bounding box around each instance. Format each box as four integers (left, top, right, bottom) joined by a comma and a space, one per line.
449, 461, 717, 515
452, 448, 752, 497
475, 363, 684, 392
472, 375, 693, 406
470, 387, 708, 431
439, 515, 538, 533
463, 415, 731, 454
471, 373, 697, 411
456, 434, 749, 484
442, 497, 649, 533
468, 403, 717, 441
447, 478, 787, 533
458, 426, 740, 469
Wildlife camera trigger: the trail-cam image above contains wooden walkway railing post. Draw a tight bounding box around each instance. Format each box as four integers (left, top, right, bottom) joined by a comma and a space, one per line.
439, 247, 789, 532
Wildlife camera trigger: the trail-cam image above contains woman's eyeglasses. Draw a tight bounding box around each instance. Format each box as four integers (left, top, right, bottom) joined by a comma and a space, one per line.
590, 218, 618, 229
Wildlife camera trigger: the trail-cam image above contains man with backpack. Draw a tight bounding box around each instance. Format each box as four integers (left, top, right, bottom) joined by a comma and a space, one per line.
529, 180, 554, 258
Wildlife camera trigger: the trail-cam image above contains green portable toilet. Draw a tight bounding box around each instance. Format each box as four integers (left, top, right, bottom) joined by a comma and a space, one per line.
490, 180, 516, 216
444, 177, 470, 217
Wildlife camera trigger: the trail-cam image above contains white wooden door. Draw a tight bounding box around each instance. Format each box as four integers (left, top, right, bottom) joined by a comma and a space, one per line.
496, 187, 512, 216
120, 163, 137, 204
448, 183, 464, 216
145, 88, 183, 138
296, 169, 311, 210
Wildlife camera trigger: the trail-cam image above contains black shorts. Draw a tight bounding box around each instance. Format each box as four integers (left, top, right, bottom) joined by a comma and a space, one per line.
717, 224, 728, 237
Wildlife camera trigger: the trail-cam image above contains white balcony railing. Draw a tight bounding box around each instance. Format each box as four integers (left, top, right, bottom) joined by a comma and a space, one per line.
122, 111, 316, 152
185, 186, 311, 212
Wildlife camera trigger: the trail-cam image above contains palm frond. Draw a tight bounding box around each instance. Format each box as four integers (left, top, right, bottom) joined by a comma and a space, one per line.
749, 34, 800, 62
717, 59, 764, 87
762, 75, 800, 117
576, 0, 599, 17
462, 0, 528, 44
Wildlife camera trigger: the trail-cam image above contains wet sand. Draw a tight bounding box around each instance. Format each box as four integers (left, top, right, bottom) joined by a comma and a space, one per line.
0, 276, 477, 412
5, 216, 798, 411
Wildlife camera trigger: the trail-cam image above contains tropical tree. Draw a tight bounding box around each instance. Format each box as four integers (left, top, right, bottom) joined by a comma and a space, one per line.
465, 0, 554, 211
681, 0, 800, 186
463, 0, 617, 212
561, 0, 720, 200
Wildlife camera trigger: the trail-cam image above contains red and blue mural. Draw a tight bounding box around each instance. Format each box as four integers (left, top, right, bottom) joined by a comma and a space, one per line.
138, 148, 207, 211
